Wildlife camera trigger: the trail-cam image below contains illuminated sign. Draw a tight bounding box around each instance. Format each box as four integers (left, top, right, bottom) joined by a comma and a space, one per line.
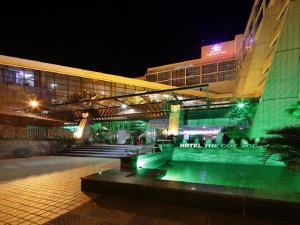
207, 44, 226, 56
179, 143, 258, 149
179, 128, 221, 135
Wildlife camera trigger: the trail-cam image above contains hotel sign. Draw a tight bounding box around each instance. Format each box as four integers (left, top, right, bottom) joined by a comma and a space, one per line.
179, 143, 258, 149
207, 44, 226, 56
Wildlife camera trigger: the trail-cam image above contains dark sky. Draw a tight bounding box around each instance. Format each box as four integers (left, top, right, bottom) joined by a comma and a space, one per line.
0, 1, 254, 77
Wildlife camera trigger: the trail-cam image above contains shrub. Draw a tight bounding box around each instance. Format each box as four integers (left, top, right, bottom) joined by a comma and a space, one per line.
224, 98, 258, 139
223, 126, 249, 140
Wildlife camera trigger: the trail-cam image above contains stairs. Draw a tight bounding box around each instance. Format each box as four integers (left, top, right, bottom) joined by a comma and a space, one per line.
54, 144, 155, 158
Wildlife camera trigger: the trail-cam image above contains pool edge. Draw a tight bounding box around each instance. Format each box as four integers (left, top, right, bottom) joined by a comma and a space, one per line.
81, 168, 300, 223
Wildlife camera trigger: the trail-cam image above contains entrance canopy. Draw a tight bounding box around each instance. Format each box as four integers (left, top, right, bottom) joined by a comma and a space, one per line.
46, 84, 220, 122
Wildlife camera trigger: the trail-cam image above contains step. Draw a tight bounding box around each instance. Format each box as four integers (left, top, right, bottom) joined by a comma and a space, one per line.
71, 147, 153, 152
73, 145, 143, 148
70, 149, 129, 153
54, 153, 126, 158
65, 150, 135, 155
73, 145, 152, 149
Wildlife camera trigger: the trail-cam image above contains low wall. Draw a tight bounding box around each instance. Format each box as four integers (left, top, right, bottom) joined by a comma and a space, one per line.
172, 147, 283, 165
0, 140, 57, 159
121, 146, 174, 170
136, 147, 174, 169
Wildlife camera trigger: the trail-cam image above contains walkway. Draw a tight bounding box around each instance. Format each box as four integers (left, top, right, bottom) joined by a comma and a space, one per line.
0, 156, 118, 225
0, 156, 296, 225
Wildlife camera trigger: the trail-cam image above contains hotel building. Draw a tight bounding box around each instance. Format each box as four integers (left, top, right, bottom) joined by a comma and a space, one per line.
144, 34, 242, 96
0, 0, 299, 142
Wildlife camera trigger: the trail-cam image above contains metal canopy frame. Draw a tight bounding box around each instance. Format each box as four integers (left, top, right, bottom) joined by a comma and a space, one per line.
46, 84, 210, 122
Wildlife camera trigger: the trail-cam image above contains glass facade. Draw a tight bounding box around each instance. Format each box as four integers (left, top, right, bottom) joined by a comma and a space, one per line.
0, 65, 149, 105
145, 59, 237, 87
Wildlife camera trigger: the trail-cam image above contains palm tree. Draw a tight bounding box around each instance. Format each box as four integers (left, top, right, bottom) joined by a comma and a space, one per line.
263, 127, 300, 171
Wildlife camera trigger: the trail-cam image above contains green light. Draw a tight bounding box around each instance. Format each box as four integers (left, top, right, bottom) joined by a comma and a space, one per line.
237, 102, 245, 109
160, 160, 299, 192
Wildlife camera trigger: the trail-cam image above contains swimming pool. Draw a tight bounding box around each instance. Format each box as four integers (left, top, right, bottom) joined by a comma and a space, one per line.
159, 161, 300, 193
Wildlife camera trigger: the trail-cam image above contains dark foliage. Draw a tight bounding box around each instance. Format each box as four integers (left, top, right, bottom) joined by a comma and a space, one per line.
262, 127, 300, 171
224, 98, 259, 139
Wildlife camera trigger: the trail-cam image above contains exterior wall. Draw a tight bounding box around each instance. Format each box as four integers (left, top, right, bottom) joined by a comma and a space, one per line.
250, 0, 300, 138
0, 65, 148, 107
135, 146, 174, 169
235, 0, 287, 98
0, 140, 57, 159
0, 125, 73, 139
201, 35, 242, 61
144, 35, 242, 95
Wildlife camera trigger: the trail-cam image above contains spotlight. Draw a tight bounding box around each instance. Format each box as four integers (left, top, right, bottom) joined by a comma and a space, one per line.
29, 100, 39, 108
121, 104, 127, 109
237, 102, 245, 109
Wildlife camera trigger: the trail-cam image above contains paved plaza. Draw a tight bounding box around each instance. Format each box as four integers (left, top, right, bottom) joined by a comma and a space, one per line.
0, 156, 297, 225
0, 156, 118, 225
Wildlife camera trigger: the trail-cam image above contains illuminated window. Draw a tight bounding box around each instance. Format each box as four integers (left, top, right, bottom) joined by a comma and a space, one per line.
0, 67, 35, 87
16, 71, 24, 85
24, 70, 35, 87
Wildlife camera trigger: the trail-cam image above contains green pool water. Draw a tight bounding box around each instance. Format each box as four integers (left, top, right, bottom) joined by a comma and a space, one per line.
159, 161, 300, 193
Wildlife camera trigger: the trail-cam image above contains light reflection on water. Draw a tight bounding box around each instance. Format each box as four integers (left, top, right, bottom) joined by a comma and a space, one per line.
160, 161, 300, 193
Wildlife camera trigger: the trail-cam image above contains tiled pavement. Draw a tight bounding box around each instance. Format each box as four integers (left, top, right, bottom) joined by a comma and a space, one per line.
0, 156, 297, 225
45, 195, 297, 225
0, 156, 119, 225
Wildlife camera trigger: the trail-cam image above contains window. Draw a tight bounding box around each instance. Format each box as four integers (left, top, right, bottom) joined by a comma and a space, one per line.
172, 78, 185, 87
5, 70, 15, 84
16, 71, 24, 85
202, 63, 217, 74
218, 70, 236, 81
218, 60, 236, 71
24, 70, 35, 87
0, 67, 35, 87
54, 74, 68, 91
157, 71, 171, 81
202, 73, 218, 83
145, 73, 157, 82
186, 76, 200, 85
44, 74, 55, 89
186, 66, 200, 76
172, 69, 185, 79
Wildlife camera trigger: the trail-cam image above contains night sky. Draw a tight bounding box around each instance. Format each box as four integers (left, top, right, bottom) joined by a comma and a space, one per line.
0, 1, 254, 77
